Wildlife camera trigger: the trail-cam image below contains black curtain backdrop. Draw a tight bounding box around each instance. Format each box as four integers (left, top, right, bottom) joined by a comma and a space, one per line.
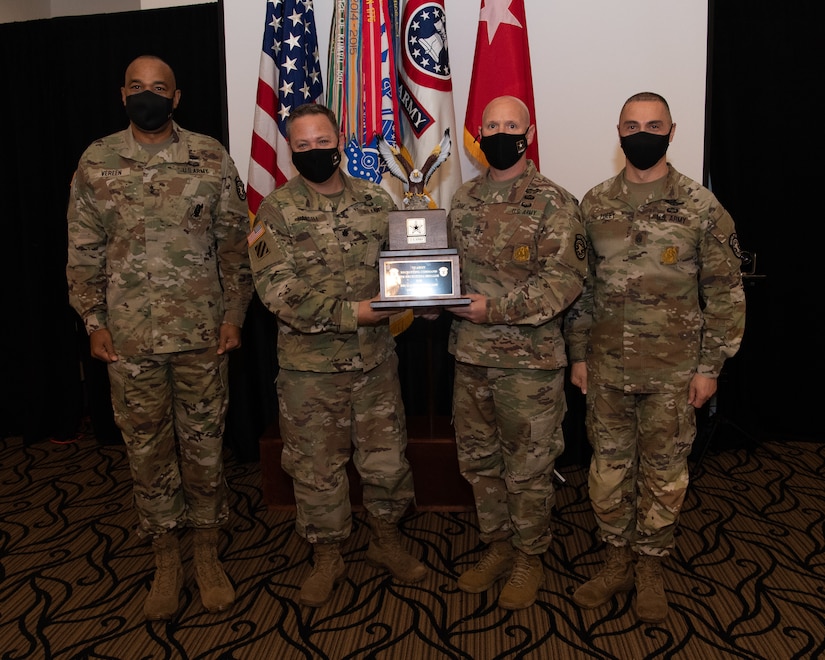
707, 1, 820, 441
0, 5, 280, 456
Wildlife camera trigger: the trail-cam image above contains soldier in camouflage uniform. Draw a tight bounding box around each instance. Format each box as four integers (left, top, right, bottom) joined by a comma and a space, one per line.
446, 96, 587, 610
247, 104, 427, 609
564, 92, 746, 623
66, 56, 252, 620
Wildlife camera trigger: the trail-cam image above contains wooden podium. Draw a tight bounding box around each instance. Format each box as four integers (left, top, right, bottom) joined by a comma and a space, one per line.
259, 414, 474, 512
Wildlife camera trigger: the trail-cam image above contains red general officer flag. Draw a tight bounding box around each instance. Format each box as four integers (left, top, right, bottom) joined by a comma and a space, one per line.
463, 0, 539, 170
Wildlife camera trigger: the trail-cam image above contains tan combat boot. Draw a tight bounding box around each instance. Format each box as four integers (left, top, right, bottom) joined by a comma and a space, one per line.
144, 532, 184, 620
365, 515, 428, 583
300, 542, 347, 607
573, 544, 635, 609
193, 528, 236, 613
457, 541, 516, 593
635, 555, 668, 623
497, 549, 544, 610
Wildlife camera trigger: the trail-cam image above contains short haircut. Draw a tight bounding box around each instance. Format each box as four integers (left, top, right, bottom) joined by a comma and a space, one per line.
622, 92, 672, 123
285, 104, 339, 138
125, 54, 177, 87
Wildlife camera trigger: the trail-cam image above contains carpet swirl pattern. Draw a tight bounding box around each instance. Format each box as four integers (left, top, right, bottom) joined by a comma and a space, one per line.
1, 433, 823, 659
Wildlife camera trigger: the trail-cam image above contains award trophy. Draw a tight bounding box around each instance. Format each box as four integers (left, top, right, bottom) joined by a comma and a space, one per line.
371, 130, 471, 310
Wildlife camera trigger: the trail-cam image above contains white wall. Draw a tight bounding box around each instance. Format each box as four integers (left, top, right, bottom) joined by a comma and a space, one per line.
0, 0, 707, 200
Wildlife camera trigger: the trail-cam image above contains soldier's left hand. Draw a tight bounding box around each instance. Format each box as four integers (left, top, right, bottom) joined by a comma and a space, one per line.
217, 322, 243, 354
446, 294, 488, 324
688, 373, 717, 409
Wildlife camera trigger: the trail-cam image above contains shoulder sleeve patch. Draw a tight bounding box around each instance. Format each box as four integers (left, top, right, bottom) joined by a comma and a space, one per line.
575, 234, 587, 260
235, 176, 247, 201
728, 232, 744, 260
248, 221, 278, 270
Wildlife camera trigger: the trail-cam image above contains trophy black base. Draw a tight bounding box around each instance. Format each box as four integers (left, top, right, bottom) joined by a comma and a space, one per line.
371, 297, 471, 309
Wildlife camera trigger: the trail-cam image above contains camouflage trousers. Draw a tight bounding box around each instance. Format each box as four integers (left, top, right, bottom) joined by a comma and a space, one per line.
107, 348, 229, 537
584, 383, 696, 557
452, 362, 566, 555
277, 354, 414, 544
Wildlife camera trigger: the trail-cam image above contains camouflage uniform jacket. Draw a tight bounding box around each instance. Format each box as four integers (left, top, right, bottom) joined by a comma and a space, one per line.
564, 164, 746, 392
448, 161, 587, 370
248, 173, 397, 373
67, 123, 253, 356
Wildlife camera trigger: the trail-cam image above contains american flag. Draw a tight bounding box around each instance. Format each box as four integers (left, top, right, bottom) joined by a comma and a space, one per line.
247, 0, 324, 219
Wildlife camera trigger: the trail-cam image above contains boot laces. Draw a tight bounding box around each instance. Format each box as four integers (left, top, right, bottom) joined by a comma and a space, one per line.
507, 554, 537, 588
474, 543, 508, 572
196, 544, 229, 587
374, 525, 409, 559
155, 563, 179, 591
153, 551, 180, 592
601, 546, 630, 580
311, 546, 341, 575
636, 558, 663, 592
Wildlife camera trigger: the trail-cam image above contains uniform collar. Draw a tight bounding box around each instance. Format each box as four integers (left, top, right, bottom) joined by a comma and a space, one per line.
608, 163, 682, 203
470, 160, 538, 203
288, 171, 366, 213
117, 121, 188, 162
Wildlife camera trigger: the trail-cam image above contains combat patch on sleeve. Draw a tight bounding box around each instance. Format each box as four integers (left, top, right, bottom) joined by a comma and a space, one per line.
729, 233, 744, 260
574, 234, 587, 260
235, 176, 247, 201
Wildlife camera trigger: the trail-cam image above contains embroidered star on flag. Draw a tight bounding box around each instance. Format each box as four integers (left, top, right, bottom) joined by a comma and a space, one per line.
463, 0, 539, 170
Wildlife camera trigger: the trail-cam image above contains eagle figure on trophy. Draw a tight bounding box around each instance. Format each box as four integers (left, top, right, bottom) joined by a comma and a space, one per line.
376, 128, 452, 210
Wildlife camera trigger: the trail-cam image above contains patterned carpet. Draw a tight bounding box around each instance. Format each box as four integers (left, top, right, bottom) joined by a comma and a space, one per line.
1, 431, 823, 659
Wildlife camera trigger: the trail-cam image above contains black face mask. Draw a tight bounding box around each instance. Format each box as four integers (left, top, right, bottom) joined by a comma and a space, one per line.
125, 90, 174, 131
620, 131, 671, 170
479, 132, 528, 170
292, 147, 341, 183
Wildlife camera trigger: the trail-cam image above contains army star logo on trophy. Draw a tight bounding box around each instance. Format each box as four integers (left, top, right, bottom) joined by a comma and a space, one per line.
371, 129, 471, 310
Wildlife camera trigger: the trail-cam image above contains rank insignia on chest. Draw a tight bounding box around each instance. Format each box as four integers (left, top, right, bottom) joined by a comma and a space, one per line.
513, 245, 531, 262
660, 246, 679, 265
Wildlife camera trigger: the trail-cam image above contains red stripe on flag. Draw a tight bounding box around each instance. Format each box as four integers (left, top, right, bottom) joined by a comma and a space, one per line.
250, 132, 275, 168
255, 81, 277, 120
